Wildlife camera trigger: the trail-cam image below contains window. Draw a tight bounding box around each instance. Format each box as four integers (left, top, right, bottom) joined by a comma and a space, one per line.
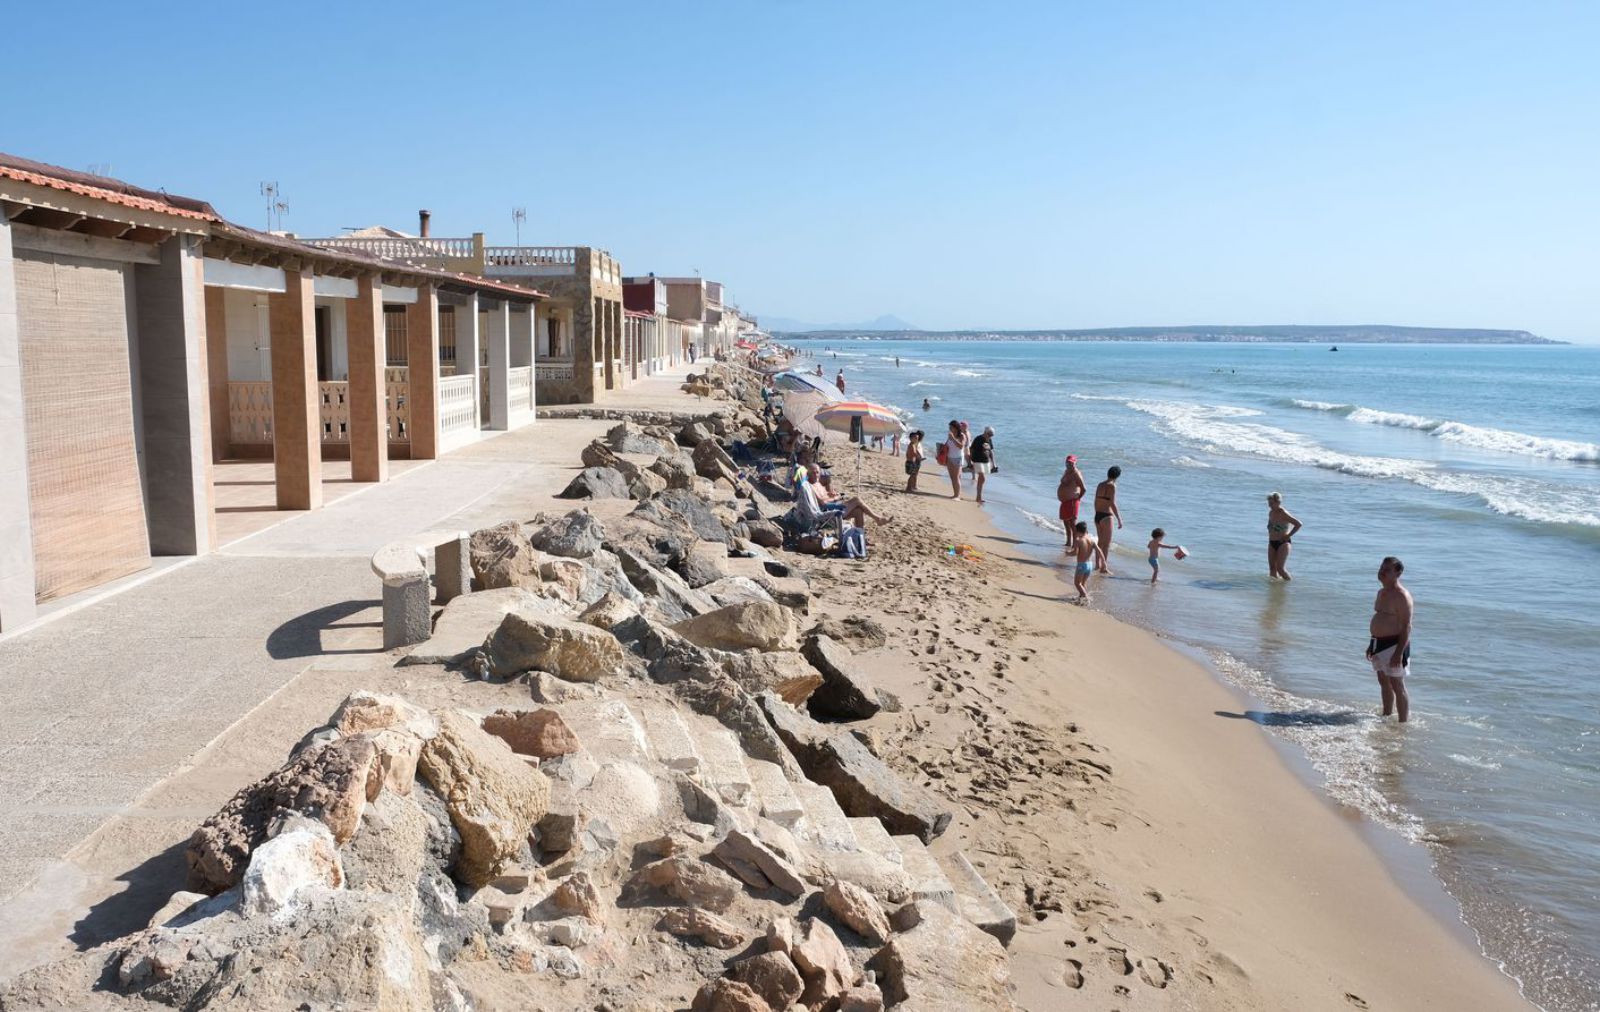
438, 306, 457, 370
383, 306, 407, 366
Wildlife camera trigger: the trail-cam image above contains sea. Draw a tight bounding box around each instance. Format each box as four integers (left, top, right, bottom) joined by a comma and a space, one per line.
792, 339, 1600, 1012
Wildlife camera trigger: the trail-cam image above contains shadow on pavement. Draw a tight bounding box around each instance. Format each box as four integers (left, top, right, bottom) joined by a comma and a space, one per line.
266, 599, 382, 659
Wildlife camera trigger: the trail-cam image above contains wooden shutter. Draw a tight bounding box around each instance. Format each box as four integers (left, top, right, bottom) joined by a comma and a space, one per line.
15, 253, 151, 601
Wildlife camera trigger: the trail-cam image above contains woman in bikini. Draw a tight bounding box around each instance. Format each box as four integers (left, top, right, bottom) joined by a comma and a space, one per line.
942, 420, 968, 499
1266, 491, 1303, 580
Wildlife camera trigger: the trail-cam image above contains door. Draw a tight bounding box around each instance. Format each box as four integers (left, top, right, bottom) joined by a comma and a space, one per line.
15, 252, 151, 601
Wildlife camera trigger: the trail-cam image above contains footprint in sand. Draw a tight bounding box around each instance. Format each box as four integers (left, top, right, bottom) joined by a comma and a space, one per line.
1107, 949, 1134, 975
1136, 957, 1173, 989
1062, 959, 1084, 988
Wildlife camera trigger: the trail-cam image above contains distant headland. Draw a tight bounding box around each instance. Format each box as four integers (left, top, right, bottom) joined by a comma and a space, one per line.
773, 324, 1560, 345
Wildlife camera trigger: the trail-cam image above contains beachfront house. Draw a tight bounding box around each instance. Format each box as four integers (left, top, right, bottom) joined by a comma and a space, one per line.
0, 155, 544, 635
659, 277, 740, 361
623, 274, 689, 376
307, 217, 626, 405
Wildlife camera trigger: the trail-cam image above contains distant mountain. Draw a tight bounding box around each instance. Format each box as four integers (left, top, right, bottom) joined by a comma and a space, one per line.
761, 313, 918, 333
772, 323, 1558, 345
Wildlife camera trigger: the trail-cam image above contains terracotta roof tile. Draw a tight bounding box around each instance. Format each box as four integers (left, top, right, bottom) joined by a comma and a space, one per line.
0, 152, 217, 221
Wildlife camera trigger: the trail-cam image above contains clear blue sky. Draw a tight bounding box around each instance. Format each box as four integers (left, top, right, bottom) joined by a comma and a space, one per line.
7, 1, 1597, 340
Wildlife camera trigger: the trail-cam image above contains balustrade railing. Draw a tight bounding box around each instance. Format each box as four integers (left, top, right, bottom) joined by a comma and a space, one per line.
536, 361, 575, 383
508, 366, 533, 412
439, 374, 477, 439
319, 382, 349, 442
309, 235, 477, 261
228, 382, 273, 444
485, 245, 579, 268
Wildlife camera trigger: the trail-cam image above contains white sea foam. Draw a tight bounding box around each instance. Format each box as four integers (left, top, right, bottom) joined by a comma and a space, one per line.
1171, 455, 1213, 469
1017, 508, 1066, 535
1205, 650, 1431, 843
951, 368, 986, 378
1103, 397, 1600, 527
1289, 400, 1600, 462
907, 379, 939, 388
1449, 754, 1505, 771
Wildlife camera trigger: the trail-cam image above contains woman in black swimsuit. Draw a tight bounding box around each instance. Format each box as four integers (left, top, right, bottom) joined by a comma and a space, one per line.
1266, 492, 1303, 580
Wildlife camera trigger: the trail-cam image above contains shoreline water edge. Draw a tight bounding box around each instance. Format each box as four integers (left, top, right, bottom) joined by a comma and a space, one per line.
792, 339, 1600, 1011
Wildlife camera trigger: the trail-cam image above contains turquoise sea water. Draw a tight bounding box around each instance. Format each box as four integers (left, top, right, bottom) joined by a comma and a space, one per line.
795, 340, 1600, 1012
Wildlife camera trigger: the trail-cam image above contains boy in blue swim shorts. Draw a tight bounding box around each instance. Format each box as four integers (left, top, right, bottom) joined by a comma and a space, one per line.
1069, 521, 1107, 604
1146, 527, 1182, 584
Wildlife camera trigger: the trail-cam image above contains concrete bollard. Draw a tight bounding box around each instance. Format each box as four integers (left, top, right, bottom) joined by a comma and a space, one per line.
435, 533, 471, 604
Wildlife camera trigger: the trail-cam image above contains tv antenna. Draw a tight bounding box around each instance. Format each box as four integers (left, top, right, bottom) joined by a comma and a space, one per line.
511, 207, 527, 246
259, 182, 286, 232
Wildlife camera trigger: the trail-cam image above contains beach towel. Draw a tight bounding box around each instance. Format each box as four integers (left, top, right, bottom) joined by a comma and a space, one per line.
841, 526, 867, 559
935, 443, 949, 466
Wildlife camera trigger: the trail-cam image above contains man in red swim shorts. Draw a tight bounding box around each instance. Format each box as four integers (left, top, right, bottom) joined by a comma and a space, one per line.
1057, 455, 1085, 547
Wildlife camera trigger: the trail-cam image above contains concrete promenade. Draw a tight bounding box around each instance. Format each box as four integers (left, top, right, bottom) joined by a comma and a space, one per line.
0, 366, 700, 978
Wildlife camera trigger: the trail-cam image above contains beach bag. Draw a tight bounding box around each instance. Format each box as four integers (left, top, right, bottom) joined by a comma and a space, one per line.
935, 442, 949, 466
841, 526, 867, 559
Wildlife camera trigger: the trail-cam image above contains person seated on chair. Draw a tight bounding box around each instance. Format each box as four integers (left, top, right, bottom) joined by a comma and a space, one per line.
812, 469, 892, 528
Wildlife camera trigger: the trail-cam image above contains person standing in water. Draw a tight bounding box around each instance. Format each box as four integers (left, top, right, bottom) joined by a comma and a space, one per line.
1266, 492, 1302, 580
969, 426, 998, 504
1367, 556, 1413, 722
895, 356, 901, 368
1068, 521, 1107, 604
835, 369, 846, 395
1056, 455, 1085, 548
1093, 466, 1123, 573
922, 397, 931, 411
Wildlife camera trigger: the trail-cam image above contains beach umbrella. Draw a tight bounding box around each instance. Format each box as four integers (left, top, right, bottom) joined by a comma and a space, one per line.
773, 370, 843, 402
812, 401, 906, 438
811, 401, 907, 485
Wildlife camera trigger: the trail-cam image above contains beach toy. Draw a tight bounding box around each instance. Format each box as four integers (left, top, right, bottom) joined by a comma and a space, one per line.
1175, 546, 1189, 560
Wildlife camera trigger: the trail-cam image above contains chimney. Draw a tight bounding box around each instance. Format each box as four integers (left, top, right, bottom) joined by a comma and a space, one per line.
418, 209, 431, 237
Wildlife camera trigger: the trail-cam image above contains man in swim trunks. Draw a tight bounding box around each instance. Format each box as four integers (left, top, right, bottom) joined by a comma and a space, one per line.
1094, 465, 1123, 574
1366, 556, 1414, 722
1068, 521, 1107, 604
1057, 455, 1086, 547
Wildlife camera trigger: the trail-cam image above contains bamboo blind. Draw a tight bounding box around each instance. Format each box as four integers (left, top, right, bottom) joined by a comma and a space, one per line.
15, 254, 151, 602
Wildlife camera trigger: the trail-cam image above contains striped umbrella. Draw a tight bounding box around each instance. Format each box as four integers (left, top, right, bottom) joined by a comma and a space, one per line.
812, 401, 907, 439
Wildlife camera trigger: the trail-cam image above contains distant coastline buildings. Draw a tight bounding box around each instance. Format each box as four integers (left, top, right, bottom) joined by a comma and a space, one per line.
0, 150, 758, 633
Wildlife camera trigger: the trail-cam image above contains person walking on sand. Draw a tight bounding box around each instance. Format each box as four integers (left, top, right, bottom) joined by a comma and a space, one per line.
1068, 521, 1107, 604
1057, 455, 1086, 547
904, 430, 926, 492
969, 426, 998, 504
1266, 492, 1302, 580
835, 369, 846, 395
1093, 466, 1123, 573
1366, 556, 1414, 722
941, 420, 968, 499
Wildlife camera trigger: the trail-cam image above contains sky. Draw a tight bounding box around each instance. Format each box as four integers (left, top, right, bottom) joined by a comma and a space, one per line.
6, 1, 1598, 340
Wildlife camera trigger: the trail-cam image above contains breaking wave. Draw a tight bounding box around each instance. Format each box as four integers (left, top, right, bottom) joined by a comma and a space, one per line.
1287, 400, 1600, 463
1096, 397, 1600, 527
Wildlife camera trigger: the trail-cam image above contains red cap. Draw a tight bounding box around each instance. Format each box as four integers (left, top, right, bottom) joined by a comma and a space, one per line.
1066, 454, 1078, 464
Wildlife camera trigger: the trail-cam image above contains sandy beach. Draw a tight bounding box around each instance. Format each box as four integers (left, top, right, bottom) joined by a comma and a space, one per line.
0, 370, 1532, 1010
791, 441, 1528, 1010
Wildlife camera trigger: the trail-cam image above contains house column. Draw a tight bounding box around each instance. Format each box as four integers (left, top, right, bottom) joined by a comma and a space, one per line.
485, 298, 511, 430
574, 297, 595, 401
345, 275, 387, 483
600, 296, 614, 390
266, 268, 320, 510
203, 286, 230, 462
406, 283, 441, 459
132, 234, 214, 554
0, 215, 38, 632
512, 304, 535, 418
454, 293, 480, 427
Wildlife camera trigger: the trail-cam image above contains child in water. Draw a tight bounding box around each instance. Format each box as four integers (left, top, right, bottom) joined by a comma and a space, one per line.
1146, 528, 1185, 584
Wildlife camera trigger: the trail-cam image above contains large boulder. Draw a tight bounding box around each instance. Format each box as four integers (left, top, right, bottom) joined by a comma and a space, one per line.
240, 817, 344, 918
614, 546, 716, 624
678, 419, 716, 446
759, 694, 952, 842
692, 438, 740, 484
559, 466, 630, 500
720, 650, 823, 706
469, 521, 540, 590
539, 550, 647, 609
402, 587, 564, 668
481, 708, 580, 758
628, 469, 668, 500
768, 916, 858, 1007
680, 539, 732, 588
648, 454, 696, 491
673, 601, 797, 653
631, 489, 730, 545
727, 951, 805, 1009
529, 510, 607, 559
656, 907, 745, 949
691, 978, 773, 1012
483, 610, 639, 681
606, 420, 672, 456
418, 710, 551, 887
581, 439, 642, 482
823, 878, 891, 944
185, 736, 380, 893
867, 901, 1016, 1011
624, 857, 742, 912
802, 634, 882, 721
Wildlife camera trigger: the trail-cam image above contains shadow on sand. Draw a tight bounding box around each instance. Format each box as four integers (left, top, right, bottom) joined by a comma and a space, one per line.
70, 841, 188, 950
265, 598, 382, 659
1215, 709, 1365, 727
